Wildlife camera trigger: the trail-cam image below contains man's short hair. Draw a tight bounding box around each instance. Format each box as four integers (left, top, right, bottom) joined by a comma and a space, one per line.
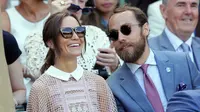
110, 5, 148, 27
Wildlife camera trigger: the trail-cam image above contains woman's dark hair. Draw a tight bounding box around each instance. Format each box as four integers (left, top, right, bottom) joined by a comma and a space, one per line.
82, 0, 120, 32
40, 10, 84, 74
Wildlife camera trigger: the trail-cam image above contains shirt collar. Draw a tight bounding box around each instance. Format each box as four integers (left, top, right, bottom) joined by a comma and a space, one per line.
126, 49, 156, 74
165, 27, 193, 50
45, 65, 84, 81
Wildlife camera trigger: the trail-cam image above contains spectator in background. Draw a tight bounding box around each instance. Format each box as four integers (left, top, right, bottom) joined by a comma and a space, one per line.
1, 0, 50, 101
27, 11, 117, 112
82, 0, 119, 32
148, 0, 200, 71
1, 0, 50, 70
124, 0, 157, 15
3, 30, 26, 106
147, 0, 165, 38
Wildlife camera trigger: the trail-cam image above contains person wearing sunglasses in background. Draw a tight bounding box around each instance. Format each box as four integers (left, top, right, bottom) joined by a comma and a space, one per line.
82, 0, 119, 32
106, 5, 200, 112
27, 10, 117, 112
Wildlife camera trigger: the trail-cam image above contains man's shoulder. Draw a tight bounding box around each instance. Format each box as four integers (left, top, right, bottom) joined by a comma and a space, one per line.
153, 50, 189, 63
167, 90, 200, 112
107, 66, 125, 86
176, 90, 200, 98
193, 37, 200, 43
148, 34, 164, 49
148, 35, 161, 43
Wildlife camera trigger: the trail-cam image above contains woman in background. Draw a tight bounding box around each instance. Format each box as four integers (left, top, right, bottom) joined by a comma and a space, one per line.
1, 0, 50, 69
27, 10, 117, 112
82, 0, 119, 32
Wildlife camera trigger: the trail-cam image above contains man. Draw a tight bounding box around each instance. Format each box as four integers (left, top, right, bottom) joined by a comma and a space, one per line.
148, 0, 200, 71
166, 90, 200, 112
107, 6, 200, 112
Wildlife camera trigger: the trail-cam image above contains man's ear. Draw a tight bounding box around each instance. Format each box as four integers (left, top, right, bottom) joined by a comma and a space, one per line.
160, 4, 167, 20
46, 40, 55, 49
142, 22, 150, 37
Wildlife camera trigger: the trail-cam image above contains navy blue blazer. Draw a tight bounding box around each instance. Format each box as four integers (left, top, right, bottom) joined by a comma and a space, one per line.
148, 31, 200, 71
167, 90, 200, 112
107, 50, 200, 112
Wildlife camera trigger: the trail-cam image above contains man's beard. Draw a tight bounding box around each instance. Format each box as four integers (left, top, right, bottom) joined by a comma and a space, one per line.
116, 35, 146, 63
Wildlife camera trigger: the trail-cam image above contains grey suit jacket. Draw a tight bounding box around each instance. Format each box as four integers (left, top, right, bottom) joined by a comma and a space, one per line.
167, 90, 200, 112
148, 31, 200, 71
107, 51, 200, 112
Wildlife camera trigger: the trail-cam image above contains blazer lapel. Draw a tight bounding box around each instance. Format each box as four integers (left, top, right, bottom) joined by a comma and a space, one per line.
120, 64, 154, 111
159, 31, 175, 51
192, 38, 200, 70
154, 51, 175, 101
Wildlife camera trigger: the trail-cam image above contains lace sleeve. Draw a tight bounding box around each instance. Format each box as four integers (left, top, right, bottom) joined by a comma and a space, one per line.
27, 79, 49, 112
105, 81, 118, 111
86, 25, 110, 50
92, 73, 117, 112
24, 32, 49, 79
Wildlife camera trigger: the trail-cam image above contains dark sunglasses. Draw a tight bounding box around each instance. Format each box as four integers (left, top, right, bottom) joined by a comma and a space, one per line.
67, 4, 93, 15
60, 26, 86, 39
108, 24, 140, 41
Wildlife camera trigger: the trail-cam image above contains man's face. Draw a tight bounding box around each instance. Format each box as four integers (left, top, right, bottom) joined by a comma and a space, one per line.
161, 0, 199, 37
108, 11, 149, 63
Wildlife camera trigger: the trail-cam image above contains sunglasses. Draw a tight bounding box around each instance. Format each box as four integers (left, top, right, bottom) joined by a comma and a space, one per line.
67, 4, 93, 15
60, 26, 86, 39
108, 24, 140, 41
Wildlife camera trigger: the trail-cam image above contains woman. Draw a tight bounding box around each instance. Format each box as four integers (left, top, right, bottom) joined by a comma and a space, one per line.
25, 0, 119, 80
1, 0, 50, 68
27, 10, 117, 112
82, 0, 119, 32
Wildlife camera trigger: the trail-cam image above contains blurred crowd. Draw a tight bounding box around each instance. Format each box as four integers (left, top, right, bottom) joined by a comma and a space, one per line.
0, 0, 200, 112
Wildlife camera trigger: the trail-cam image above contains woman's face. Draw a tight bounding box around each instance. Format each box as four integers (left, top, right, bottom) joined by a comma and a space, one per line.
57, 16, 85, 58
94, 0, 118, 14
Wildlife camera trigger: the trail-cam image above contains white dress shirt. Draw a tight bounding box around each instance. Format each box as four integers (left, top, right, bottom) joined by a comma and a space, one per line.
165, 27, 194, 62
45, 65, 84, 81
126, 49, 168, 111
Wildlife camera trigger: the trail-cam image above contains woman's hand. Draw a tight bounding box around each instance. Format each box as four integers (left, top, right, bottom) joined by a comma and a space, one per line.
50, 0, 72, 14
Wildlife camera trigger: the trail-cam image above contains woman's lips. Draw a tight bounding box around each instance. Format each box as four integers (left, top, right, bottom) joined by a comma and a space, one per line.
102, 3, 113, 8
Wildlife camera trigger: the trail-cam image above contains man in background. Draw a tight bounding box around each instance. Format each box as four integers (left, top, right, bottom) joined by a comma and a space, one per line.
148, 0, 200, 70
